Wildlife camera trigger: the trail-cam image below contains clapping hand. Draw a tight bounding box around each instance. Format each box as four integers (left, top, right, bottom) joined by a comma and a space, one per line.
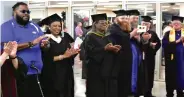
63, 47, 80, 58
32, 35, 49, 46
70, 47, 80, 55
9, 41, 18, 58
150, 42, 157, 49
3, 41, 18, 58
105, 43, 121, 53
181, 36, 184, 46
3, 42, 14, 55
181, 36, 184, 42
114, 45, 122, 53
41, 37, 51, 47
176, 37, 184, 44
142, 32, 151, 41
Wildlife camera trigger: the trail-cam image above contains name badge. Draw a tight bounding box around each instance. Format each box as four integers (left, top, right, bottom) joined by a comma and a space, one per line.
143, 52, 145, 60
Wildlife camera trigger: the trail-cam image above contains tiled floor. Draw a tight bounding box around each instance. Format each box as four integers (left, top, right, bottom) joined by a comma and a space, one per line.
74, 69, 169, 97
73, 55, 178, 97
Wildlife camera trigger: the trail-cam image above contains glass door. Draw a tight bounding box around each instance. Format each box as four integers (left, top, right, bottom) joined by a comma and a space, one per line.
71, 7, 94, 97
71, 7, 93, 39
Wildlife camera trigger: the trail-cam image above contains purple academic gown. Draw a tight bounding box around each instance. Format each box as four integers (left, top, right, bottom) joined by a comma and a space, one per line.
162, 30, 184, 90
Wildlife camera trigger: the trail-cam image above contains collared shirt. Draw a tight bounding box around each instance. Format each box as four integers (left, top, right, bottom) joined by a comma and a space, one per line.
75, 26, 83, 36
1, 17, 44, 75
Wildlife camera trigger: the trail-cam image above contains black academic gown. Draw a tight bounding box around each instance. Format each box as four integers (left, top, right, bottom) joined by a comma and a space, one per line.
108, 23, 133, 97
79, 42, 88, 79
80, 28, 92, 79
141, 30, 161, 96
162, 31, 184, 97
63, 32, 75, 43
41, 33, 74, 97
84, 32, 116, 97
1, 57, 28, 97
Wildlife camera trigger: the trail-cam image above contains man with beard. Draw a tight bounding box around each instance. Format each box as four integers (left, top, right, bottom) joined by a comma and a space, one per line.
108, 10, 138, 97
1, 2, 49, 97
129, 10, 140, 28
127, 10, 143, 96
140, 16, 161, 97
84, 13, 121, 97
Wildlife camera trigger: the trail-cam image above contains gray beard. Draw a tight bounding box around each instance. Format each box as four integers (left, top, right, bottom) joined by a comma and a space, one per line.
131, 22, 138, 28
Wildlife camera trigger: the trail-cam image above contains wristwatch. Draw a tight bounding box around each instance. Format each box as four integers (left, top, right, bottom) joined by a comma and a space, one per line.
28, 42, 34, 48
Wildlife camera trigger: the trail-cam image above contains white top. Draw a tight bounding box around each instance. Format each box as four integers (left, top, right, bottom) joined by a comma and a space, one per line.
163, 26, 172, 35
45, 34, 62, 43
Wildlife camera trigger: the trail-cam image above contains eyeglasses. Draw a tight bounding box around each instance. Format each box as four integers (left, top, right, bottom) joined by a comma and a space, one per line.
20, 10, 31, 14
98, 21, 108, 25
142, 22, 150, 25
172, 22, 181, 25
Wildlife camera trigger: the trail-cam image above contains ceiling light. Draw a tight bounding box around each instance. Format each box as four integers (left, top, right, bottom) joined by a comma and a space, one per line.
146, 4, 153, 7
104, 5, 118, 7
97, 8, 107, 10
175, 3, 180, 6
57, 2, 68, 5
98, 0, 110, 2
161, 6, 170, 8
147, 8, 154, 10
32, 4, 42, 6
146, 10, 154, 13
172, 7, 180, 9
162, 9, 168, 11
29, 1, 45, 3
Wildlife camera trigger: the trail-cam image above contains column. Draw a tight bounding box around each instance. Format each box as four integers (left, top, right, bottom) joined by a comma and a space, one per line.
67, 0, 73, 37
155, 1, 162, 81
122, 1, 127, 10
179, 3, 184, 17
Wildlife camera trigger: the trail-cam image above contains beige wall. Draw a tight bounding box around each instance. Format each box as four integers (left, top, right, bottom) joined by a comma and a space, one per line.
47, 8, 66, 17
30, 9, 46, 19
96, 10, 116, 17
30, 8, 66, 20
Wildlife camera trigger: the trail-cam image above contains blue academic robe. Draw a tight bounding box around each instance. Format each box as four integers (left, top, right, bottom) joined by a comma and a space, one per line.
130, 39, 142, 93
162, 30, 184, 90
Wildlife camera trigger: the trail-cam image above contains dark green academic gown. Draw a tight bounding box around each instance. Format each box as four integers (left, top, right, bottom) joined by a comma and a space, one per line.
84, 31, 117, 97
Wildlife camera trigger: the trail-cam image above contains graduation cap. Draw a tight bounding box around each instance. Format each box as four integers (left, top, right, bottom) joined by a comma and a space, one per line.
113, 10, 127, 17
172, 16, 184, 23
91, 13, 107, 22
128, 10, 140, 16
39, 13, 63, 26
84, 25, 92, 30
141, 16, 153, 22
37, 21, 43, 27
